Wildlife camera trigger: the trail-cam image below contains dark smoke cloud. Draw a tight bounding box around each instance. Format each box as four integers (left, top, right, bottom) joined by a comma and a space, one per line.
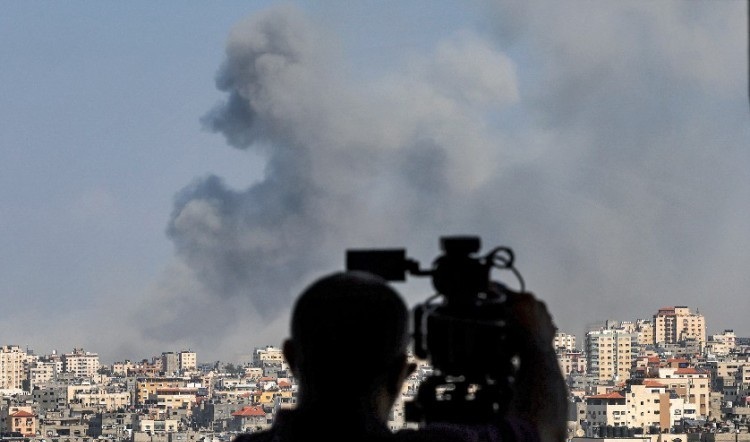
165, 4, 520, 307
144, 2, 749, 361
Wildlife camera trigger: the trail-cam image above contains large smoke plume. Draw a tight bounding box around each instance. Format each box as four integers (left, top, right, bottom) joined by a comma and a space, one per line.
136, 2, 749, 362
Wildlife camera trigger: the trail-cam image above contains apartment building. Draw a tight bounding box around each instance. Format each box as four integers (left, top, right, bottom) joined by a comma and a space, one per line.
161, 352, 180, 375
32, 383, 68, 411
654, 306, 706, 347
27, 360, 57, 390
112, 360, 137, 376
581, 380, 690, 434
654, 366, 710, 419
230, 405, 268, 432
252, 346, 284, 366
6, 409, 36, 437
705, 330, 738, 356
39, 409, 89, 438
635, 319, 654, 347
44, 352, 64, 374
149, 387, 199, 410
558, 351, 587, 377
244, 367, 264, 379
707, 359, 750, 408
113, 359, 161, 377
0, 405, 35, 434
135, 377, 189, 405
586, 329, 634, 383
75, 390, 131, 411
0, 345, 25, 390
554, 332, 577, 352
584, 392, 627, 429
137, 418, 179, 434
625, 381, 673, 432
62, 348, 100, 378
179, 351, 197, 372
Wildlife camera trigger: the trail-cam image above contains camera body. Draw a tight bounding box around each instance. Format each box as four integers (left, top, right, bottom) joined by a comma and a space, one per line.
346, 235, 525, 425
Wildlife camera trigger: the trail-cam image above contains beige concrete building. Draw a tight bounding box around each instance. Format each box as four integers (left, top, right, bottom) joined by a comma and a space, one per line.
586, 329, 634, 383
62, 348, 100, 378
653, 306, 706, 347
707, 360, 750, 383
28, 360, 57, 389
0, 345, 25, 389
582, 380, 691, 433
558, 351, 587, 377
112, 359, 137, 376
66, 383, 95, 403
626, 381, 674, 432
252, 346, 284, 366
654, 366, 710, 420
231, 406, 268, 432
137, 418, 179, 433
0, 405, 34, 434
7, 409, 36, 437
150, 387, 199, 410
555, 332, 577, 352
635, 320, 654, 347
75, 390, 131, 411
178, 351, 197, 372
135, 377, 189, 405
705, 330, 737, 356
584, 392, 628, 428
244, 366, 264, 379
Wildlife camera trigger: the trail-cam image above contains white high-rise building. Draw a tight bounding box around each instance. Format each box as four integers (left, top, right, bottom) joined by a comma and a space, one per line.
0, 345, 25, 390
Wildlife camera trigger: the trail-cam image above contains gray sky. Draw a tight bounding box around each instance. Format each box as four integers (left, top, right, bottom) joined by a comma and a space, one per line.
1, 1, 748, 364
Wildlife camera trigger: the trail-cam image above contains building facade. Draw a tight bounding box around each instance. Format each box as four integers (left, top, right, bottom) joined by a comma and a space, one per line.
555, 332, 578, 352
62, 348, 100, 378
0, 345, 25, 390
654, 306, 706, 347
586, 329, 634, 383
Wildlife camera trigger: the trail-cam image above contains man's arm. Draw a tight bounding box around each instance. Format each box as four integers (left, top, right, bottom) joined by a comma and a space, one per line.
504, 290, 568, 442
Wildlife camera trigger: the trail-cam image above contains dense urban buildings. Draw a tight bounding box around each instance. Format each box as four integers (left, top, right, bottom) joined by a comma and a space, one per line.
2, 304, 750, 442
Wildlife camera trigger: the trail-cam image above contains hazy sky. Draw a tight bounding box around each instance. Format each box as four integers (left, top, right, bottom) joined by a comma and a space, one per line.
2, 1, 748, 364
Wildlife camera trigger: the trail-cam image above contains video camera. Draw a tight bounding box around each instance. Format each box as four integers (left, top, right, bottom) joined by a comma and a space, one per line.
346, 235, 527, 425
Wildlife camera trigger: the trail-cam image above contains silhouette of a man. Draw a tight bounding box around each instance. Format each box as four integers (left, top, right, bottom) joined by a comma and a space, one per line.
232, 270, 566, 442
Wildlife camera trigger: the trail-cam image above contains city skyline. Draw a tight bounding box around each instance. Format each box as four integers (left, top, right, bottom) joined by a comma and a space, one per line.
2, 303, 733, 366
1, 1, 749, 364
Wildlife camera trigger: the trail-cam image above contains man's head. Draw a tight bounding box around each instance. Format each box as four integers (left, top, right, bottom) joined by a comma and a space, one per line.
283, 270, 412, 402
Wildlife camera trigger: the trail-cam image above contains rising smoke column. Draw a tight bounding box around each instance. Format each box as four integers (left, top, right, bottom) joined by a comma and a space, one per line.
156, 2, 749, 362
164, 3, 521, 334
